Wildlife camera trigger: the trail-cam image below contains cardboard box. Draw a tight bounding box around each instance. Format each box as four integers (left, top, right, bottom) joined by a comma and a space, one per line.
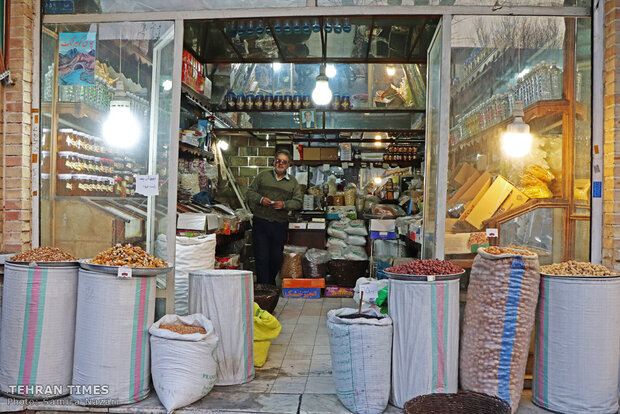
283, 288, 321, 298
370, 219, 396, 240
444, 233, 472, 254
448, 170, 481, 205
324, 286, 354, 297
307, 222, 326, 230
283, 278, 325, 288
177, 213, 220, 232
289, 222, 307, 230
457, 172, 492, 204
303, 148, 321, 161
465, 176, 514, 229
321, 147, 339, 161
452, 163, 477, 186
495, 187, 529, 216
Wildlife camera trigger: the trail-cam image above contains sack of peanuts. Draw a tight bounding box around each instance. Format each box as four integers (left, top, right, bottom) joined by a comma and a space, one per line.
460, 247, 540, 413
281, 245, 307, 278
149, 313, 219, 413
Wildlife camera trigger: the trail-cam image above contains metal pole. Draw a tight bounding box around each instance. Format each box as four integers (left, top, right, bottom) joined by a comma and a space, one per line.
591, 0, 603, 264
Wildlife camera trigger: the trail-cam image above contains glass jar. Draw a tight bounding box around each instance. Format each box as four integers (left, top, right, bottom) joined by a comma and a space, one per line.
56, 174, 73, 196
264, 93, 274, 110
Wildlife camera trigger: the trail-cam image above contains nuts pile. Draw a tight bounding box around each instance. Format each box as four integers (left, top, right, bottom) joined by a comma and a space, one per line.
160, 324, 206, 335
541, 261, 618, 276
90, 244, 168, 268
9, 247, 77, 262
386, 259, 464, 276
506, 245, 549, 256
484, 246, 536, 256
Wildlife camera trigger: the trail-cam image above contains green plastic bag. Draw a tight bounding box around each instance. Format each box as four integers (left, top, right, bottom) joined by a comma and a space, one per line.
375, 286, 389, 314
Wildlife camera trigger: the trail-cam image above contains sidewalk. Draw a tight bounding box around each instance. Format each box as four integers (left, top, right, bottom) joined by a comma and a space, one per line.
0, 298, 561, 413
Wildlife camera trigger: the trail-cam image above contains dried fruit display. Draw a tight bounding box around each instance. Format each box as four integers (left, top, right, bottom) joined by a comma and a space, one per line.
159, 324, 206, 335
386, 259, 464, 276
541, 261, 618, 276
483, 246, 536, 256
9, 246, 77, 262
90, 244, 168, 268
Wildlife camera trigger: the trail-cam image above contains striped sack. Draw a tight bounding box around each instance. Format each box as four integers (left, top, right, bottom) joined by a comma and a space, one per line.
460, 249, 540, 413
72, 269, 155, 406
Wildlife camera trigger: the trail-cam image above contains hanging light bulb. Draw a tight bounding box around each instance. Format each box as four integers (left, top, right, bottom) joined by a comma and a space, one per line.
325, 64, 337, 78
312, 64, 332, 106
501, 100, 532, 158
374, 133, 383, 147
386, 64, 396, 77
272, 62, 282, 72
373, 176, 382, 185
103, 81, 140, 148
217, 139, 229, 151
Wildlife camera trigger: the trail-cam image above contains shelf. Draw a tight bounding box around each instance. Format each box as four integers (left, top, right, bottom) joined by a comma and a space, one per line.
292, 159, 421, 168
179, 142, 214, 159
449, 100, 570, 153
181, 83, 210, 112
214, 128, 425, 134
214, 108, 426, 114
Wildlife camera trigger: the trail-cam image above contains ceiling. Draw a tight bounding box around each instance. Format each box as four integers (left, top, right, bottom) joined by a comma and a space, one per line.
184, 16, 439, 64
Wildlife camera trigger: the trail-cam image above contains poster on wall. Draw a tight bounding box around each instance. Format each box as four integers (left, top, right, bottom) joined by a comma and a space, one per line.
58, 32, 96, 85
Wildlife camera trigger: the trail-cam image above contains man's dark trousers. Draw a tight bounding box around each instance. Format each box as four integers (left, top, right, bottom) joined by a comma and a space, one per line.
253, 217, 288, 285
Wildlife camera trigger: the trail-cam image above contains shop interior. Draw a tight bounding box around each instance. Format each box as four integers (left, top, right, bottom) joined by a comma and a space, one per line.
38, 15, 592, 299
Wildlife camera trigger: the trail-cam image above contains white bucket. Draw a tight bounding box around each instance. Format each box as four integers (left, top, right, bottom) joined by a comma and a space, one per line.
71, 269, 155, 406
0, 262, 79, 398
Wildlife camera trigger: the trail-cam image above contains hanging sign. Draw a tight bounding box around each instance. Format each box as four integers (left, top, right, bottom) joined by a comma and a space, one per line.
136, 175, 159, 196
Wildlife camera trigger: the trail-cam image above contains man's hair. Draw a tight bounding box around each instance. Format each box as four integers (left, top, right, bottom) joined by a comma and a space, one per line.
275, 149, 291, 159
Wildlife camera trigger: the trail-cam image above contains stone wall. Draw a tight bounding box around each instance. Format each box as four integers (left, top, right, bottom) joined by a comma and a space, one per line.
0, 1, 35, 253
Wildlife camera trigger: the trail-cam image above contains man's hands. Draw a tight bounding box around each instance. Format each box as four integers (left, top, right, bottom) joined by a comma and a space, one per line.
261, 197, 284, 209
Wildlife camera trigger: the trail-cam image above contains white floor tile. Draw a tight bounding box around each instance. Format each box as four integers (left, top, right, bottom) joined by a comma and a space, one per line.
271, 377, 307, 394
304, 376, 336, 394
284, 344, 314, 360
279, 359, 311, 377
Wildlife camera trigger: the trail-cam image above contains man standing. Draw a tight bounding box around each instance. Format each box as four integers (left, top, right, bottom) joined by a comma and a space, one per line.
246, 149, 302, 285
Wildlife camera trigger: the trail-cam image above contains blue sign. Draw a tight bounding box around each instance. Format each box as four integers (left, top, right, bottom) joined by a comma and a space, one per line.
592, 181, 602, 198
44, 0, 74, 14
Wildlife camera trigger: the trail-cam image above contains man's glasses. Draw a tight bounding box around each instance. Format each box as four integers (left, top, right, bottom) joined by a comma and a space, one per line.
275, 159, 289, 165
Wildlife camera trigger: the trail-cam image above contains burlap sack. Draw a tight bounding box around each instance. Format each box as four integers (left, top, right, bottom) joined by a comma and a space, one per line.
460, 248, 540, 413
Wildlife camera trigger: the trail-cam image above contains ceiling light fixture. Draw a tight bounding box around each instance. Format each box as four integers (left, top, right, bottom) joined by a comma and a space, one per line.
312, 64, 332, 106
501, 100, 532, 158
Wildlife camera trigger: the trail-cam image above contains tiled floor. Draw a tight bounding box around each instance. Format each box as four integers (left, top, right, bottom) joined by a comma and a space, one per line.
0, 297, 569, 413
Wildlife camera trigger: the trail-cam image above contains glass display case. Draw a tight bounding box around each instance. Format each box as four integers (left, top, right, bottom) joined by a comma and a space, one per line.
40, 22, 175, 260
440, 15, 591, 264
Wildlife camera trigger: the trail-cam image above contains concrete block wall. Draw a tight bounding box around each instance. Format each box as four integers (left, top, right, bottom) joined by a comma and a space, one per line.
224, 136, 276, 194
0, 0, 35, 253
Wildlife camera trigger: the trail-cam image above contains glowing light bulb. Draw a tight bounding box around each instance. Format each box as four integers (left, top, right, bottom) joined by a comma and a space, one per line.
217, 140, 229, 151
386, 64, 396, 77
325, 64, 337, 78
162, 80, 172, 91
500, 101, 532, 158
104, 100, 140, 148
272, 62, 282, 72
373, 177, 382, 185
312, 65, 332, 106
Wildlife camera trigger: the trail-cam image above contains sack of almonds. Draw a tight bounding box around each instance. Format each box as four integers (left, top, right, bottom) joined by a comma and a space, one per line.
460, 247, 540, 413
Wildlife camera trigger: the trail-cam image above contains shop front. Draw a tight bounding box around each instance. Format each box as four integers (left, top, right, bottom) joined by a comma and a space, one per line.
37, 1, 595, 312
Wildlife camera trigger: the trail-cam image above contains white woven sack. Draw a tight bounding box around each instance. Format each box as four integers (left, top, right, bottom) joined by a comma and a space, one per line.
189, 269, 254, 385
72, 269, 156, 405
0, 263, 79, 398
327, 308, 393, 414
150, 314, 219, 413
533, 275, 620, 414
389, 278, 460, 408
353, 278, 388, 310
175, 234, 216, 315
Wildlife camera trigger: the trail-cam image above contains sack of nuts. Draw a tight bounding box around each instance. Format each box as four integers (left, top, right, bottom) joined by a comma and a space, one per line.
460, 247, 540, 413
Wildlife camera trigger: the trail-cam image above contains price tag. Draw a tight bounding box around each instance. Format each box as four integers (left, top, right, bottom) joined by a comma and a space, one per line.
427, 275, 436, 282
486, 228, 498, 238
360, 284, 379, 301
117, 266, 132, 279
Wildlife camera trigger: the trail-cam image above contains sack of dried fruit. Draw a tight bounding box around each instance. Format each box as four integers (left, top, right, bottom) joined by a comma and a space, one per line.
149, 313, 219, 413
460, 247, 540, 413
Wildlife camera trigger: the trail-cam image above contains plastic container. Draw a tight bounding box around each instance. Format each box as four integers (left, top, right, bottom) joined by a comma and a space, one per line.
532, 274, 620, 414
388, 271, 462, 408
0, 262, 79, 399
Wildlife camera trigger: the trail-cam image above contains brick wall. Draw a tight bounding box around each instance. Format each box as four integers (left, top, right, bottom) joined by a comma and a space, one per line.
0, 1, 35, 253
225, 136, 275, 194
